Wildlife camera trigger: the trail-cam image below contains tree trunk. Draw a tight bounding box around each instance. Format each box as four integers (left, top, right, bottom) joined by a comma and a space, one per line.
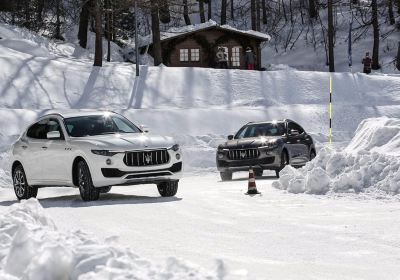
93, 0, 103, 67
256, 0, 261, 30
221, 0, 227, 25
36, 0, 44, 24
328, 0, 335, 72
24, 0, 30, 28
251, 0, 256, 30
106, 0, 111, 62
309, 0, 317, 19
183, 0, 191, 25
371, 0, 380, 69
78, 0, 90, 48
151, 2, 162, 66
199, 0, 206, 23
396, 41, 400, 71
208, 0, 212, 20
54, 0, 64, 40
388, 0, 395, 25
230, 0, 234, 20
262, 0, 267, 25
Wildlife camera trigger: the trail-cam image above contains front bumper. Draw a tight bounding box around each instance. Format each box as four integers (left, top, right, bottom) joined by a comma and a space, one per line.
88, 149, 183, 187
216, 147, 281, 172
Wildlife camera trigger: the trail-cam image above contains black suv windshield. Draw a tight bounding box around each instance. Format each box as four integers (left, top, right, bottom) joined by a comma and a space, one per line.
64, 114, 141, 137
235, 122, 285, 139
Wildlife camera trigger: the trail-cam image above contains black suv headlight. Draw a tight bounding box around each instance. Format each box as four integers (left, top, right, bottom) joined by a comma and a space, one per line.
171, 144, 180, 151
91, 150, 119, 156
260, 141, 278, 149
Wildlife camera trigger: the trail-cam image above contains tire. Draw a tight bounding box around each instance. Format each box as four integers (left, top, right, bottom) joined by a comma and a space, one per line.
310, 150, 316, 161
254, 169, 263, 177
12, 165, 38, 200
220, 171, 232, 181
77, 161, 99, 201
99, 186, 112, 193
157, 180, 179, 197
276, 151, 289, 178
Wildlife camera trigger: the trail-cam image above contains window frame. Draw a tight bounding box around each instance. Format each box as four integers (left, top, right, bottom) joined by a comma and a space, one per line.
26, 117, 65, 140
190, 48, 200, 62
179, 49, 189, 62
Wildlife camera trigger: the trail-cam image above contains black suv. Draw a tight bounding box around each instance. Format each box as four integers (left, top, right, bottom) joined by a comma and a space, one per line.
216, 119, 316, 180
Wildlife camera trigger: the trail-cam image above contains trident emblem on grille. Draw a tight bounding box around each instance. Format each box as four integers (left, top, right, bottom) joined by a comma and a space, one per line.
145, 153, 152, 164
240, 151, 246, 159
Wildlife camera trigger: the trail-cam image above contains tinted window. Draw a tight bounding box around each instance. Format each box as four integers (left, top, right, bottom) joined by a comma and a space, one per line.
235, 123, 286, 139
288, 122, 304, 134
26, 118, 64, 140
64, 114, 141, 137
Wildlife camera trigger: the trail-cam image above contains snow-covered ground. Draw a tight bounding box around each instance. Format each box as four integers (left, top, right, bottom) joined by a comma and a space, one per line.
1, 23, 400, 279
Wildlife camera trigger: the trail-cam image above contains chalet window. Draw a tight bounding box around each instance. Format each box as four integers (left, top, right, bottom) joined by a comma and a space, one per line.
191, 49, 200, 62
180, 49, 189, 62
231, 46, 241, 67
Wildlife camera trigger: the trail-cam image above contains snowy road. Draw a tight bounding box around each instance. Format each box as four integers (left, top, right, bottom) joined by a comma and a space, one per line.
1, 172, 400, 279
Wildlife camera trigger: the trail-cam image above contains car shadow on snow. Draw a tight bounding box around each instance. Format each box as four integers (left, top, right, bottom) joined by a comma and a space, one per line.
223, 175, 278, 182
0, 193, 182, 208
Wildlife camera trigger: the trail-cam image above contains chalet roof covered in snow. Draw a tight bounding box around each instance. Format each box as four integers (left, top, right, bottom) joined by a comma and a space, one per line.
141, 20, 271, 47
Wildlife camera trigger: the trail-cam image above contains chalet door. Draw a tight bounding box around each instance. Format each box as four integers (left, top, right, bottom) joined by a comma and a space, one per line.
231, 46, 242, 69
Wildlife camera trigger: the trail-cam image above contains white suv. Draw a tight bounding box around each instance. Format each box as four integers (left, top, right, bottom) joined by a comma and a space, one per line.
10, 111, 182, 201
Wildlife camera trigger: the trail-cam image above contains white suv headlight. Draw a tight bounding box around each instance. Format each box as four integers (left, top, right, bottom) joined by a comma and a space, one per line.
91, 150, 118, 157
171, 144, 180, 152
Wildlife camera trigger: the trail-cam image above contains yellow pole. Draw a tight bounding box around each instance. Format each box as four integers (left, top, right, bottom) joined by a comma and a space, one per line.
329, 74, 333, 145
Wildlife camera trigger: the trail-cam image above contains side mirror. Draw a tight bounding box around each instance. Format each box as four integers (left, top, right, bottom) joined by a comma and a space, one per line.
47, 131, 61, 139
140, 125, 150, 133
289, 129, 300, 136
227, 135, 234, 140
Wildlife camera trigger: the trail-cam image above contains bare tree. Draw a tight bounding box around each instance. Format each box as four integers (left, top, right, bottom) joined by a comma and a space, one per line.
327, 0, 335, 72
230, 0, 234, 21
93, 0, 103, 67
198, 0, 206, 23
151, 1, 162, 66
309, 0, 317, 19
371, 0, 380, 69
262, 0, 267, 24
183, 0, 191, 25
388, 0, 395, 25
221, 0, 227, 24
251, 0, 256, 30
208, 0, 212, 20
256, 0, 261, 31
78, 0, 91, 48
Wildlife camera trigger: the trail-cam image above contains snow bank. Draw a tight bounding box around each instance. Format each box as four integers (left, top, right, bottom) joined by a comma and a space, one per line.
0, 199, 221, 279
273, 118, 400, 196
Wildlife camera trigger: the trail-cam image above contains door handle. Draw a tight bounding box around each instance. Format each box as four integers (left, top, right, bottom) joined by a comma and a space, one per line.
21, 145, 28, 149
297, 139, 301, 142
41, 146, 48, 150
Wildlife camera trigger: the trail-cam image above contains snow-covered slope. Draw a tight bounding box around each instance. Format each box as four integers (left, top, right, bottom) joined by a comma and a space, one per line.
273, 117, 400, 195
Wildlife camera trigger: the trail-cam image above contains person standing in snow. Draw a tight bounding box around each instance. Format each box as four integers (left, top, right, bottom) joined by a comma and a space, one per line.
245, 47, 256, 70
362, 52, 372, 74
215, 47, 228, 69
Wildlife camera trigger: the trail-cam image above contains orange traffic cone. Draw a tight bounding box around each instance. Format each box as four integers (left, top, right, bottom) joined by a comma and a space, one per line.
246, 167, 260, 195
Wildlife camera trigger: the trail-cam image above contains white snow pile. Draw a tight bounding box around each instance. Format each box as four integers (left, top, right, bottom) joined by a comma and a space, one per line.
273, 117, 400, 196
0, 199, 222, 280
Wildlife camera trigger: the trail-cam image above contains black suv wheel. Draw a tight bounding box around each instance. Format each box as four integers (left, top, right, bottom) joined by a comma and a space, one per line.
220, 171, 233, 181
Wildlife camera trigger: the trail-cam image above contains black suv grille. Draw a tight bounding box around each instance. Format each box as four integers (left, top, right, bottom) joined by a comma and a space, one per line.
228, 148, 260, 160
124, 150, 170, 166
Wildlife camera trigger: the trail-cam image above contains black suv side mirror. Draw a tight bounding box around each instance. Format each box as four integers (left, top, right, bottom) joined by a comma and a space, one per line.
227, 135, 234, 140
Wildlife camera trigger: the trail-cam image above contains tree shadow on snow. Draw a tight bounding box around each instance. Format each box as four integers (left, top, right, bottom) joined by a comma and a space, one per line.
0, 193, 182, 208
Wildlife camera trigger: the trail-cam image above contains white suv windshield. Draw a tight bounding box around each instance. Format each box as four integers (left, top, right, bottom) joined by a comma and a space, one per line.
64, 114, 141, 137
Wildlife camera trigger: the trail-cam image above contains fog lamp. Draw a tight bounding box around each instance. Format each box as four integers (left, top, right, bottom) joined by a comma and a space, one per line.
218, 153, 224, 159
106, 158, 112, 165
176, 153, 181, 160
